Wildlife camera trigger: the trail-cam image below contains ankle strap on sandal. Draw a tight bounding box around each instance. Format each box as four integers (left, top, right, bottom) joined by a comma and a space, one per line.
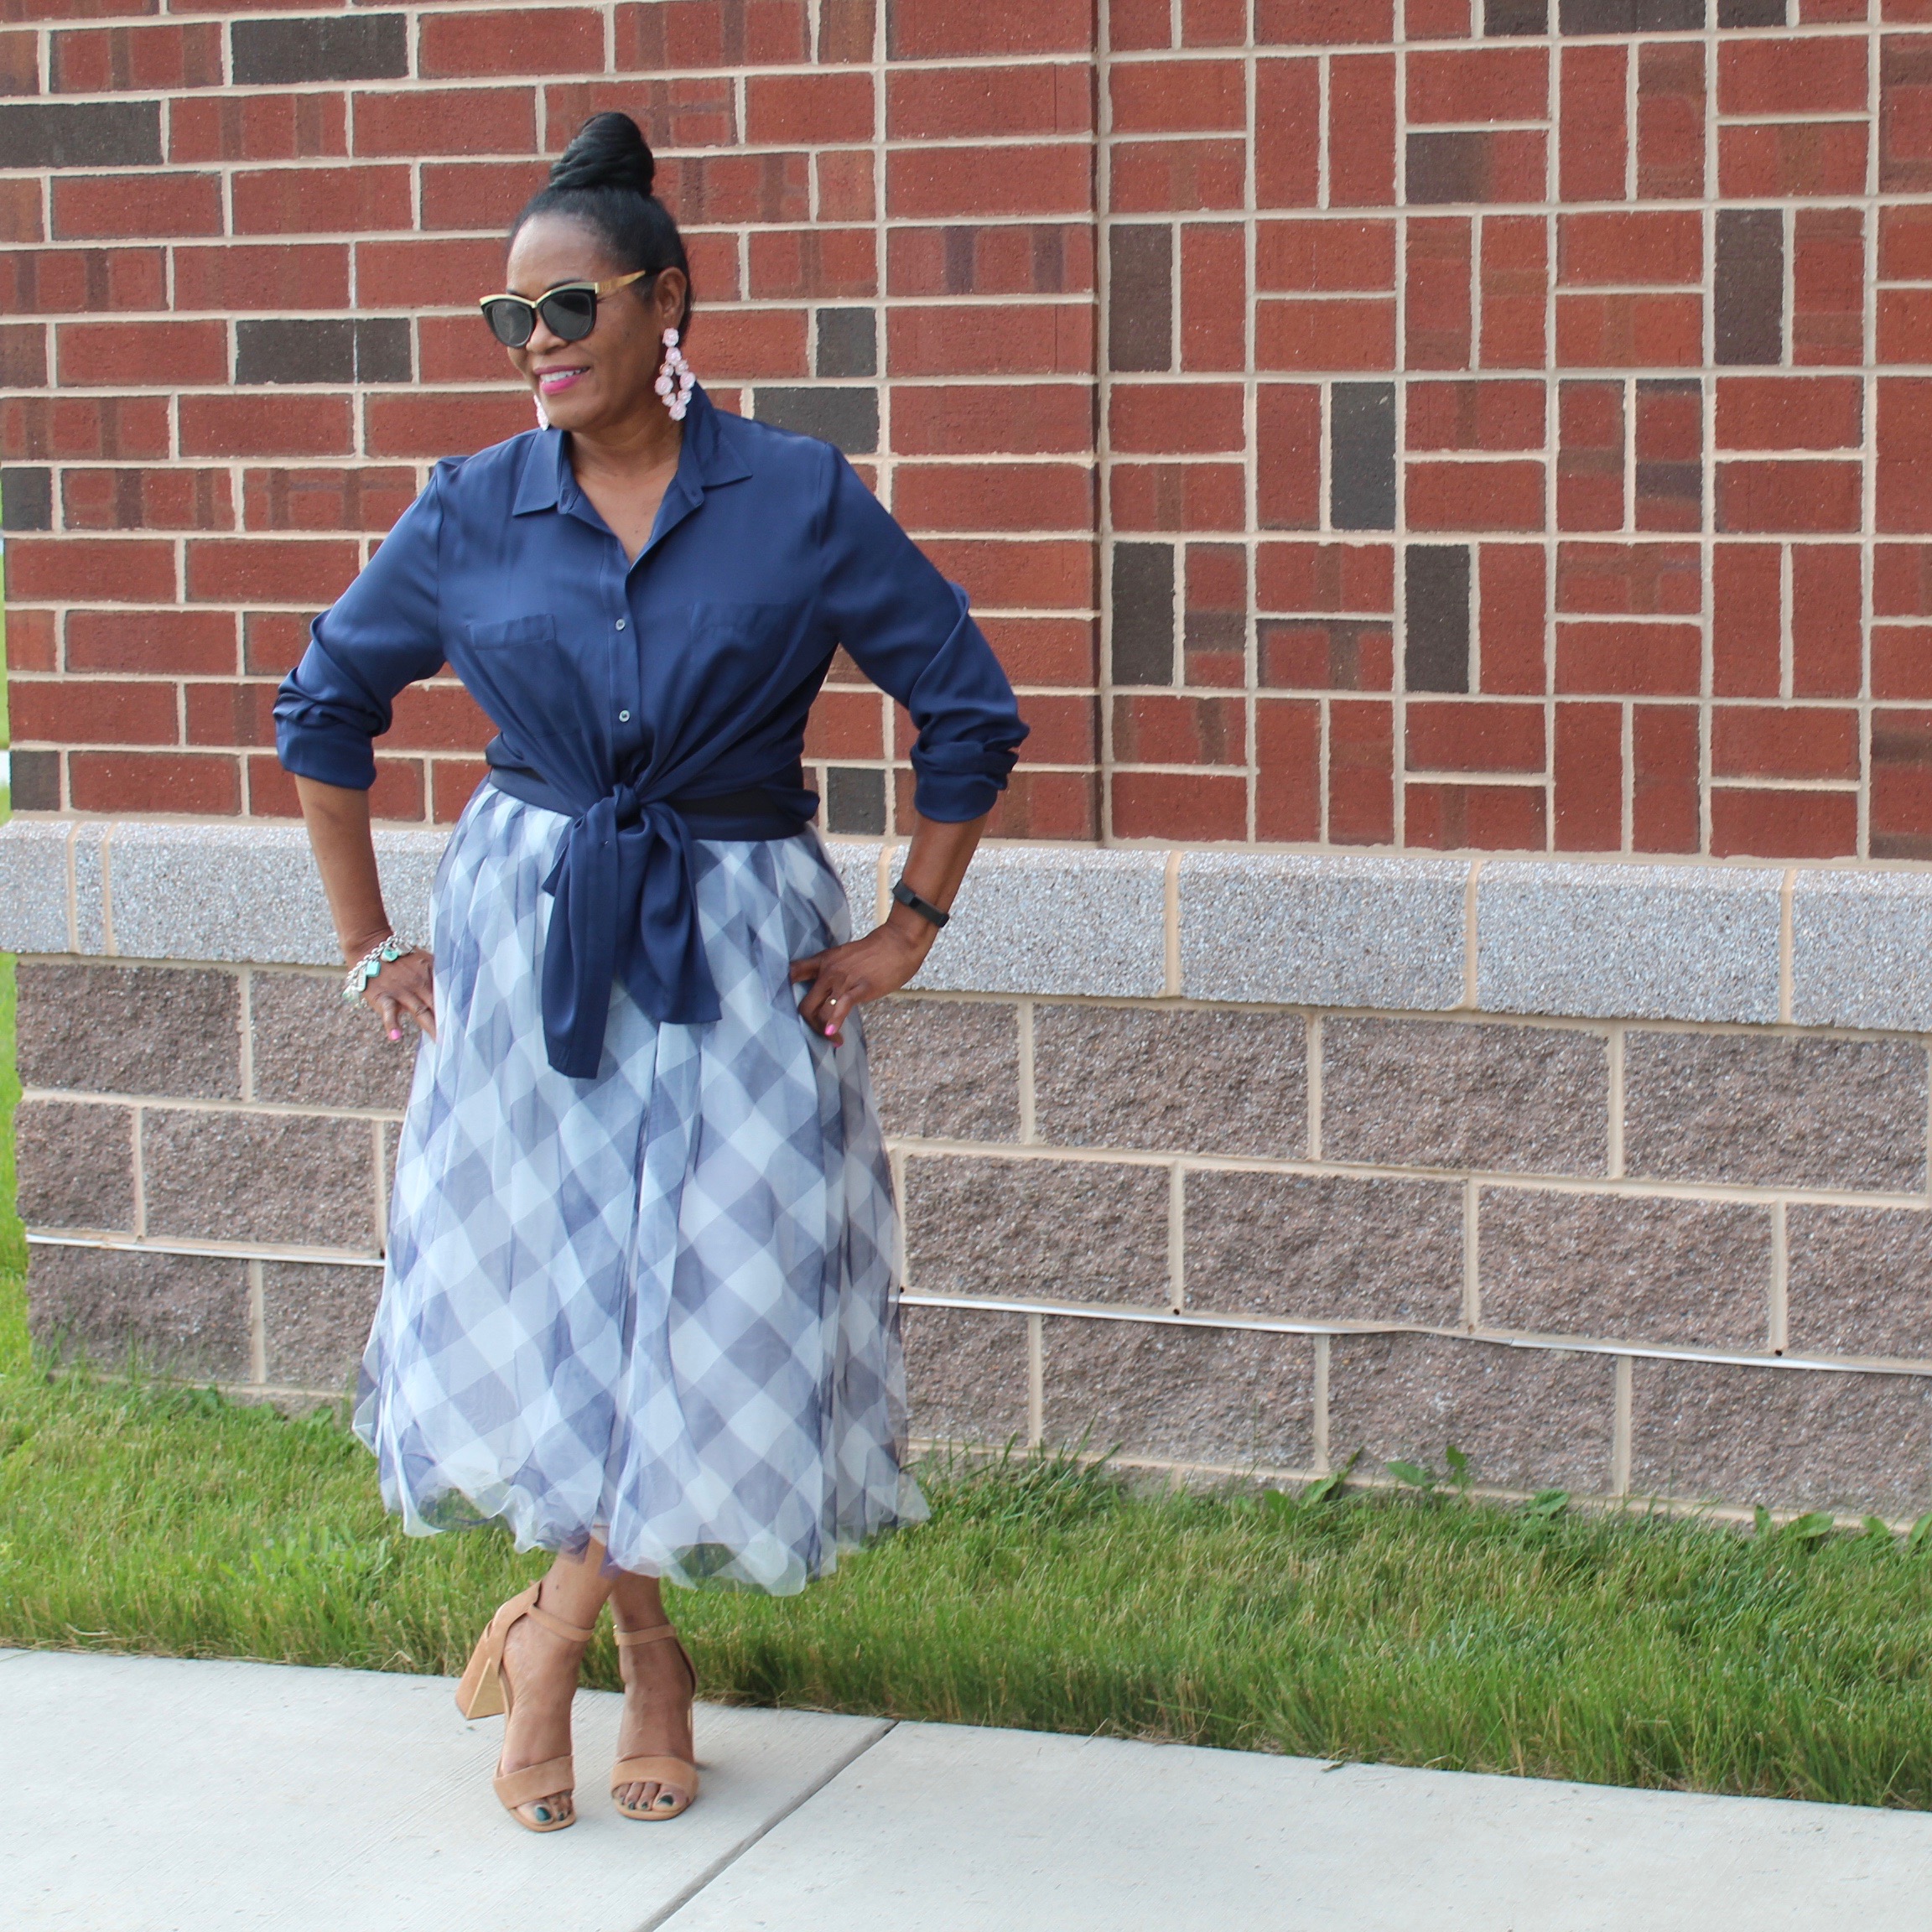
527, 1600, 597, 1644
613, 1623, 679, 1648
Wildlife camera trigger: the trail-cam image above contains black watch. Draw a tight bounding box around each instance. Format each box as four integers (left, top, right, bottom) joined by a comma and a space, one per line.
891, 879, 951, 929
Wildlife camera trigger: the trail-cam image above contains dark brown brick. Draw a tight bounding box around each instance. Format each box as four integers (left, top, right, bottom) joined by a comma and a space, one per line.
1715, 208, 1784, 368
1405, 544, 1472, 693
0, 100, 160, 169
1111, 540, 1176, 686
1331, 382, 1396, 531
231, 15, 408, 86
1109, 223, 1171, 373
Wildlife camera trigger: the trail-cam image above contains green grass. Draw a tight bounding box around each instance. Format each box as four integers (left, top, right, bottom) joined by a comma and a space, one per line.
0, 954, 24, 1372
5, 1368, 1932, 1809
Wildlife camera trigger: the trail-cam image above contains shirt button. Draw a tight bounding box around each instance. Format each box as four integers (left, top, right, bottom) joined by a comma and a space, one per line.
618, 710, 631, 722
615, 618, 627, 631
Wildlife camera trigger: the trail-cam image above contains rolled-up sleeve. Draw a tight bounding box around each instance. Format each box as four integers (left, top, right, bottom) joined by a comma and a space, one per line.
818, 449, 1028, 823
273, 470, 448, 791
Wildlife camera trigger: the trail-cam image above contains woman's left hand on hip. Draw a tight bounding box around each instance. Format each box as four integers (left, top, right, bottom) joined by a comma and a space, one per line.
789, 925, 932, 1046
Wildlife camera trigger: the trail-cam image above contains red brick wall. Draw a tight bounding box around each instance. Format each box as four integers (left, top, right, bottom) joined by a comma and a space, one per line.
2, 0, 1928, 860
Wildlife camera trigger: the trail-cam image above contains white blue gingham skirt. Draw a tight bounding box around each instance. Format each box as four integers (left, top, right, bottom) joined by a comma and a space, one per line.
354, 784, 925, 1594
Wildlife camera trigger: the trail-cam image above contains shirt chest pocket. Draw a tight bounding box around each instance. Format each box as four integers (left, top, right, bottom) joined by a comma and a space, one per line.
460, 614, 579, 742
688, 600, 800, 667
467, 614, 559, 652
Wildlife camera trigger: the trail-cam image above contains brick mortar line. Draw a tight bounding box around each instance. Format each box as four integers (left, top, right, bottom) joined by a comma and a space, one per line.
1394, 18, 1410, 851
1094, 0, 1116, 847
1842, 21, 1871, 857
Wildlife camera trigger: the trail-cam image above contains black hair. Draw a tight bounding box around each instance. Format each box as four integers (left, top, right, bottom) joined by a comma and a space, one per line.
511, 112, 693, 335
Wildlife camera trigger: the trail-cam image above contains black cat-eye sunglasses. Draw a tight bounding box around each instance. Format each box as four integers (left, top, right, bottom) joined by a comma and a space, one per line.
478, 267, 661, 349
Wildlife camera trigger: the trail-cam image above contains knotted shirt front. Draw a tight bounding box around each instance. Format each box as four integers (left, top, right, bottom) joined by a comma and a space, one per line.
273, 384, 1028, 1078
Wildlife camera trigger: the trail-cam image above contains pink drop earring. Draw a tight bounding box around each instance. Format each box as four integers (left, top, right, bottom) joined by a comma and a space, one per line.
656, 327, 694, 423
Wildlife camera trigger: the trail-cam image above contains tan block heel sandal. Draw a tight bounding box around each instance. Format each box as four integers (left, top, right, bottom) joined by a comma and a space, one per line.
454, 1581, 598, 1833
610, 1621, 700, 1820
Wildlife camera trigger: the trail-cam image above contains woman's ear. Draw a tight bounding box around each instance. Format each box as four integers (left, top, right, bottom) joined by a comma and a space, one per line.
653, 267, 688, 335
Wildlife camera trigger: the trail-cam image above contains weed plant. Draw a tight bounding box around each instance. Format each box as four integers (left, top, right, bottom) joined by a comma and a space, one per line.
4, 1364, 1932, 1809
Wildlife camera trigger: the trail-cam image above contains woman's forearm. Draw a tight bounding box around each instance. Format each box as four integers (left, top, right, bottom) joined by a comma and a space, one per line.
885, 811, 986, 949
294, 774, 393, 963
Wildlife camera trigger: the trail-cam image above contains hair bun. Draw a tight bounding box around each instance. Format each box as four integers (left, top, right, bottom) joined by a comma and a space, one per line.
548, 112, 656, 199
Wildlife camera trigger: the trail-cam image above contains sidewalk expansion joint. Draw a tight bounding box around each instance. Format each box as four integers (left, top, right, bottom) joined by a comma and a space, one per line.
631, 1717, 899, 1932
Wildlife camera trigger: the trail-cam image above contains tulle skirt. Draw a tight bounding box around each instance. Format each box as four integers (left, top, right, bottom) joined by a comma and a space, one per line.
354, 783, 924, 1594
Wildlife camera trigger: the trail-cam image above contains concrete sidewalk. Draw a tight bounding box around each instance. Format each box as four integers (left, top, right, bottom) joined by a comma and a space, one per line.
4, 1649, 1929, 1931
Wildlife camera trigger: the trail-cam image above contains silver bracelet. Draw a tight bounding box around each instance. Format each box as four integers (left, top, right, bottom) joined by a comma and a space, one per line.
341, 934, 418, 1008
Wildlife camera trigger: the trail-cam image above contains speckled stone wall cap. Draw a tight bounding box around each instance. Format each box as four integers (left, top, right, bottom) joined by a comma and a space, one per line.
1478, 860, 1784, 1026
821, 835, 886, 930
72, 823, 108, 956
10, 820, 1932, 1028
896, 839, 1169, 997
0, 818, 75, 954
1791, 869, 1932, 1034
1176, 849, 1468, 1011
101, 820, 447, 968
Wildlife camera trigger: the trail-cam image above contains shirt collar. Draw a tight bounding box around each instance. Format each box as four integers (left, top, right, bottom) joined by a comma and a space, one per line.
512, 381, 751, 519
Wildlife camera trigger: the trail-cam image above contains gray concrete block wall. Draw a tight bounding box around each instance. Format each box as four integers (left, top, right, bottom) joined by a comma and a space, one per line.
875, 992, 1932, 1513
11, 822, 1932, 1517
15, 959, 393, 1396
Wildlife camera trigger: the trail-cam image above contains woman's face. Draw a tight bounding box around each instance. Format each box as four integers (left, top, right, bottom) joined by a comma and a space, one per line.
501, 212, 687, 438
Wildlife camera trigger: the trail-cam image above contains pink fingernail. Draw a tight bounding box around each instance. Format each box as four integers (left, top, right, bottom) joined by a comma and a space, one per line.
388, 1029, 402, 1041
824, 1025, 837, 1037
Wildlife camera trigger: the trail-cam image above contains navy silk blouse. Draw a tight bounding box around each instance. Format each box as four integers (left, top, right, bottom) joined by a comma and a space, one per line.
274, 384, 1027, 1078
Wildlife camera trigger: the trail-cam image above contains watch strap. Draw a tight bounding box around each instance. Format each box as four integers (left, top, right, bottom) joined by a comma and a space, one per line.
891, 879, 951, 929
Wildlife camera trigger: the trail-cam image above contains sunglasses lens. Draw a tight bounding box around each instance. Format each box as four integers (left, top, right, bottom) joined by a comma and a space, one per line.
538, 288, 599, 341
482, 299, 532, 349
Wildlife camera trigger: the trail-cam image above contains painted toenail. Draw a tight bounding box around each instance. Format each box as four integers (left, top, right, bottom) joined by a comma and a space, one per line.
532, 1805, 551, 1822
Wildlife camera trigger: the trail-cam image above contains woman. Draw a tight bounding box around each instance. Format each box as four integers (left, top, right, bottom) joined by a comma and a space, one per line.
275, 112, 1026, 1834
